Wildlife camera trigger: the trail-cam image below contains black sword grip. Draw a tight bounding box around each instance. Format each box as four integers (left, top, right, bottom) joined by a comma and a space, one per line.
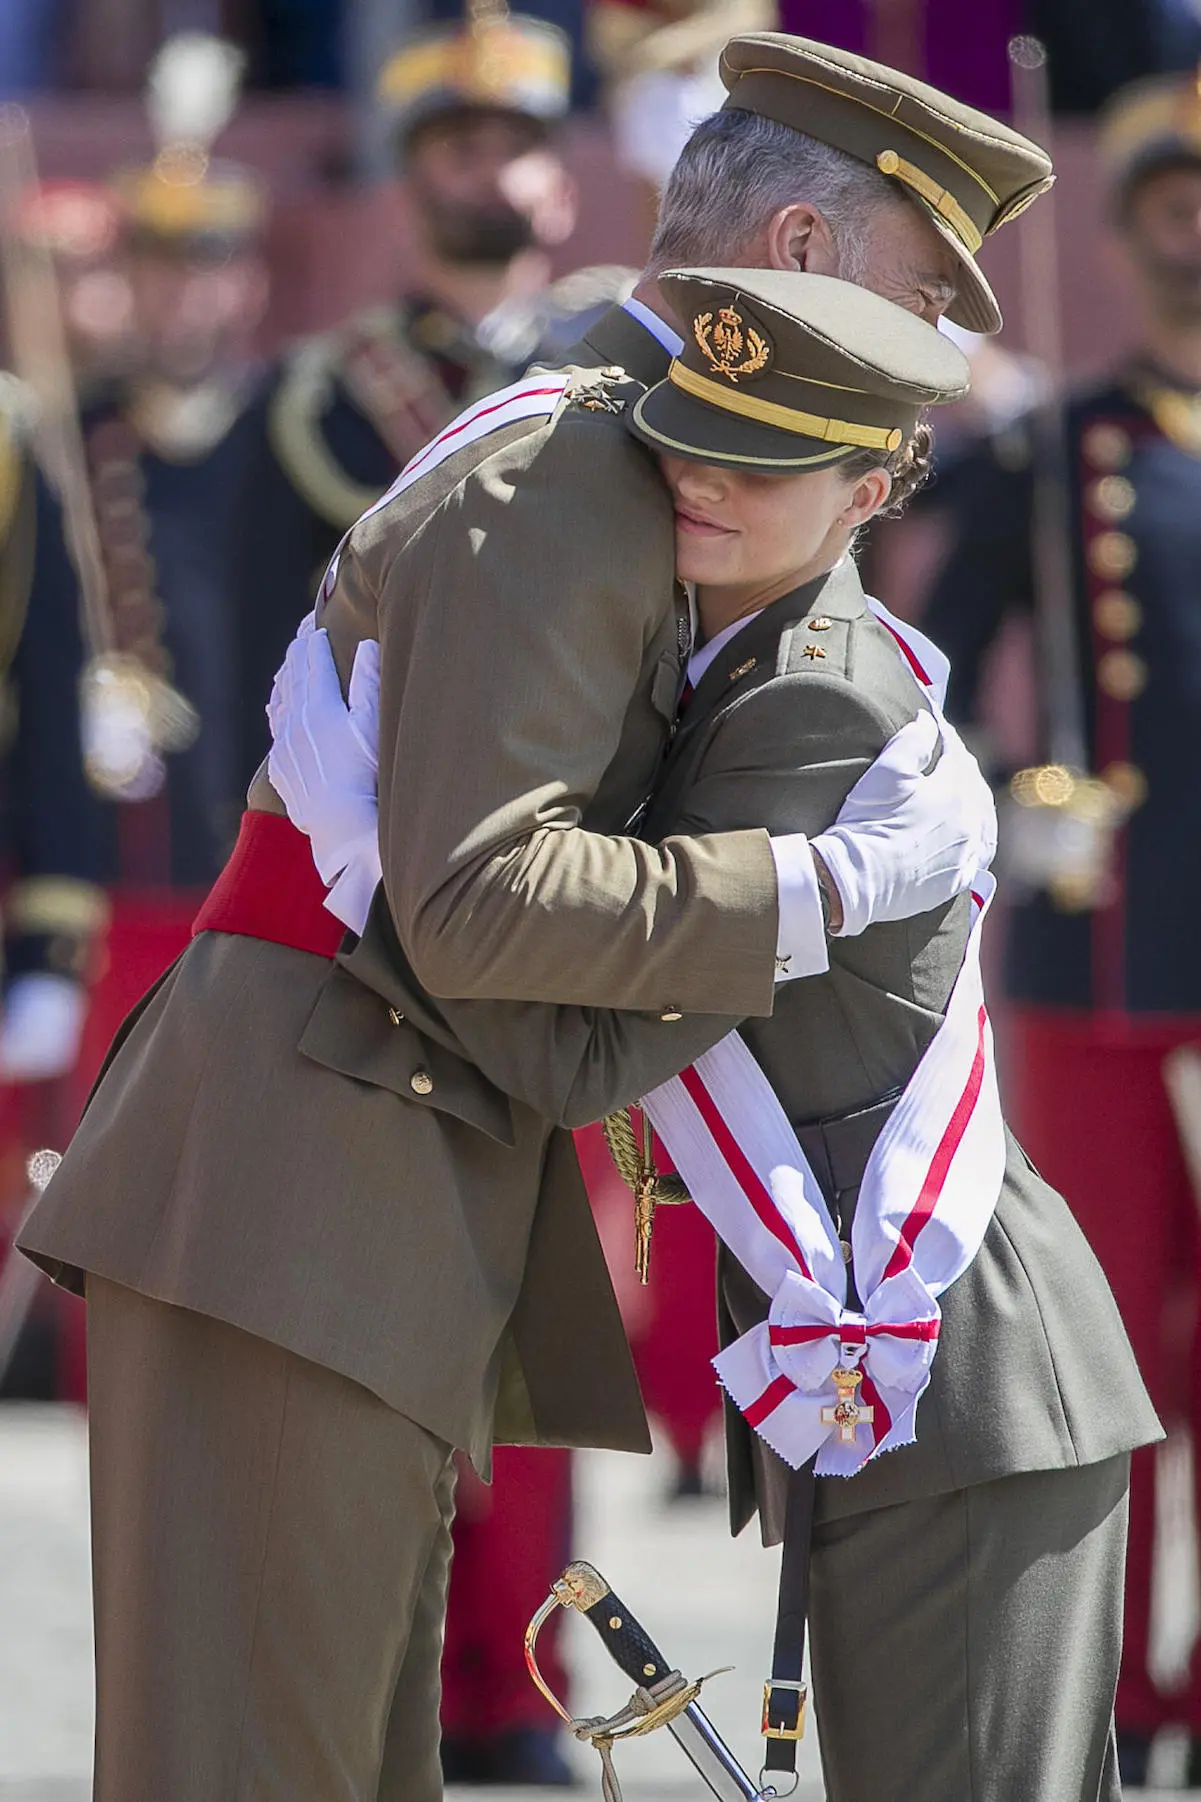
580, 1587, 674, 1689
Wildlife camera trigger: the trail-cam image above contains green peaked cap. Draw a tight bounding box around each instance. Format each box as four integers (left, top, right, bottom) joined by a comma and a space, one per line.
720, 33, 1055, 335
628, 269, 970, 470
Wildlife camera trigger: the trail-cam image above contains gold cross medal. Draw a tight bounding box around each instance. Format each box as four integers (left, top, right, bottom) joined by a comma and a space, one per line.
601, 1107, 690, 1284
821, 1366, 875, 1446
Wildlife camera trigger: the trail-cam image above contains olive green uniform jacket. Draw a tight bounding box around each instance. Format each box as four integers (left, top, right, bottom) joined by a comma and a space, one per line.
19, 309, 784, 1471
362, 556, 1159, 1529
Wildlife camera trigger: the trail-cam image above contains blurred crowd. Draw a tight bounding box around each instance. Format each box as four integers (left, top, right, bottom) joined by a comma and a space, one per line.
7, 0, 1201, 1790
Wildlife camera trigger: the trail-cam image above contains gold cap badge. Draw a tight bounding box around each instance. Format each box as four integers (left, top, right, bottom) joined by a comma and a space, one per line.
694, 305, 772, 385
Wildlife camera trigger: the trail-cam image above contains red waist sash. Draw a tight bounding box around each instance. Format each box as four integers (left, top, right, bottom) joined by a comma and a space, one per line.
192, 810, 344, 959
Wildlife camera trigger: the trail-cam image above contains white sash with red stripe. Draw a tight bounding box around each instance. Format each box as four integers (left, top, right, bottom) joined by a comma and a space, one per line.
641, 606, 1004, 1477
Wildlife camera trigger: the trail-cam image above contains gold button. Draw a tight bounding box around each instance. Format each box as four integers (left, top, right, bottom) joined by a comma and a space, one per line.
660, 1007, 682, 1023
840, 1240, 852, 1264
410, 1069, 434, 1096
1101, 760, 1148, 809
643, 1663, 657, 1677
1082, 423, 1132, 471
1097, 649, 1147, 701
1092, 590, 1142, 641
609, 1615, 623, 1630
807, 616, 832, 631
388, 1006, 404, 1026
1087, 475, 1136, 522
1088, 531, 1137, 582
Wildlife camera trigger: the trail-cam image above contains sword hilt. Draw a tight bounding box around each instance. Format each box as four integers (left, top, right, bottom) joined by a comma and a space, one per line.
560, 1561, 674, 1690
525, 1559, 673, 1716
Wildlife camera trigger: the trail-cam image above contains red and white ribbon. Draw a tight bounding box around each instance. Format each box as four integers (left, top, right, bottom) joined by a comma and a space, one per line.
641, 604, 1003, 1477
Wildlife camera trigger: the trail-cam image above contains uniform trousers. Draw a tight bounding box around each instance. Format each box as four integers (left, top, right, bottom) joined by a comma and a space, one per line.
86, 1277, 458, 1802
810, 1455, 1129, 1802
1010, 1005, 1201, 1734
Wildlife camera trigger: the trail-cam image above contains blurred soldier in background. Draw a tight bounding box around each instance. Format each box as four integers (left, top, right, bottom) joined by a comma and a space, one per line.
921, 70, 1201, 1788
0, 181, 127, 1094
0, 185, 125, 1400
237, 2, 584, 787
59, 38, 270, 1094
245, 11, 585, 1783
591, 0, 775, 234
0, 35, 269, 1399
10, 180, 132, 396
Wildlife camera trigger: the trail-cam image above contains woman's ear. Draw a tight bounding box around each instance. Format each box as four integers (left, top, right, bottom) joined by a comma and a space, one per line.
765, 202, 839, 274
843, 467, 893, 527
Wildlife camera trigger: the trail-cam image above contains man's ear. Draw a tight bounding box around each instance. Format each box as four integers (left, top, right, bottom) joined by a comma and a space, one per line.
764, 203, 839, 275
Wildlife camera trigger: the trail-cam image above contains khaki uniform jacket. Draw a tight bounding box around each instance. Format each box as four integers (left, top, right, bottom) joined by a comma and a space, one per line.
19, 309, 782, 1470
367, 557, 1160, 1528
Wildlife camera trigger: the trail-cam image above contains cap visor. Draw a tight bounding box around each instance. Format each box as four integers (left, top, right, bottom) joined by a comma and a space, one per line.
915, 201, 1003, 335
628, 382, 860, 471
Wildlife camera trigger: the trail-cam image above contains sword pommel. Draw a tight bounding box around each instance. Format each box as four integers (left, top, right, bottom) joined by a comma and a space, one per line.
552, 1560, 610, 1612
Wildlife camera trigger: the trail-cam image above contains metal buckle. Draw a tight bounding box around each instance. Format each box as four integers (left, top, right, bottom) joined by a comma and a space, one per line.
761, 1678, 807, 1742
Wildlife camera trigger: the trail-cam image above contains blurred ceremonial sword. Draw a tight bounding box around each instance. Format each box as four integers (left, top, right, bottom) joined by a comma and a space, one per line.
526, 1560, 790, 1800
0, 1149, 61, 1387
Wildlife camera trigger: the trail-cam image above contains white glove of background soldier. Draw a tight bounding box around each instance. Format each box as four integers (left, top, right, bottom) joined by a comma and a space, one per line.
0, 973, 87, 1083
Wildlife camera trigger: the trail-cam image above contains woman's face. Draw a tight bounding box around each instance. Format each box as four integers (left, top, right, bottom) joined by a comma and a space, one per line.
659, 454, 888, 598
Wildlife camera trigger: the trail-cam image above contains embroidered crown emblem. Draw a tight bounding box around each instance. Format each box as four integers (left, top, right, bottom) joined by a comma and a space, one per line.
693, 304, 771, 384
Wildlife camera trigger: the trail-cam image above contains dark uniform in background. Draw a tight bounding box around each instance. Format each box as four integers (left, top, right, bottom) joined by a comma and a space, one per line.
62, 129, 272, 1104
0, 52, 273, 1399
0, 178, 134, 1398
921, 73, 1201, 1787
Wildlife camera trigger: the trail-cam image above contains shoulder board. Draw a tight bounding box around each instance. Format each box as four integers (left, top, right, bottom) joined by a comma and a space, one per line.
355, 372, 572, 525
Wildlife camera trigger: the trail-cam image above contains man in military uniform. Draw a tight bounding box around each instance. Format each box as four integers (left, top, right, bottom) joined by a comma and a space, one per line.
920, 71, 1201, 1787
249, 16, 595, 1782
21, 35, 1053, 1802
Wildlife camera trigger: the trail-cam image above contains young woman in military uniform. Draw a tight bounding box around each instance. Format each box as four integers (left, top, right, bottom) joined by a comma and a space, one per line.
269, 266, 1158, 1799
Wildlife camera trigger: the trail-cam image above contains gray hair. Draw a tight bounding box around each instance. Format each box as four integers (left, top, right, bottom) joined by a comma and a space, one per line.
647, 108, 902, 280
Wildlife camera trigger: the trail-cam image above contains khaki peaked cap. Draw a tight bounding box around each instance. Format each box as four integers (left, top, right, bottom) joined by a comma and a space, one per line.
629, 268, 970, 470
720, 33, 1055, 335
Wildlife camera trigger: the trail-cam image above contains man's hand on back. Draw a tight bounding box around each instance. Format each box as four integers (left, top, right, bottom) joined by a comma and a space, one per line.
267, 628, 996, 945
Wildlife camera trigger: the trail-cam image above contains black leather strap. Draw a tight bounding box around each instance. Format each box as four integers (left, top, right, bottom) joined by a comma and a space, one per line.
762, 1461, 817, 1771
761, 1089, 902, 1775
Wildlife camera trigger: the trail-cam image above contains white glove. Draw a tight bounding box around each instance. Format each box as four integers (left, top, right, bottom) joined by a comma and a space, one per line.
267, 615, 383, 934
0, 973, 87, 1083
808, 711, 997, 938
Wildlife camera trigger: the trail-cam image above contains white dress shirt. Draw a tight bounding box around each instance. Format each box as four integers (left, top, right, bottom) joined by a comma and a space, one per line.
620, 296, 685, 358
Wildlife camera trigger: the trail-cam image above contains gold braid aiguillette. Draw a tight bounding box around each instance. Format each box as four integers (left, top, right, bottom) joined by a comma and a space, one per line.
600, 1107, 690, 1285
